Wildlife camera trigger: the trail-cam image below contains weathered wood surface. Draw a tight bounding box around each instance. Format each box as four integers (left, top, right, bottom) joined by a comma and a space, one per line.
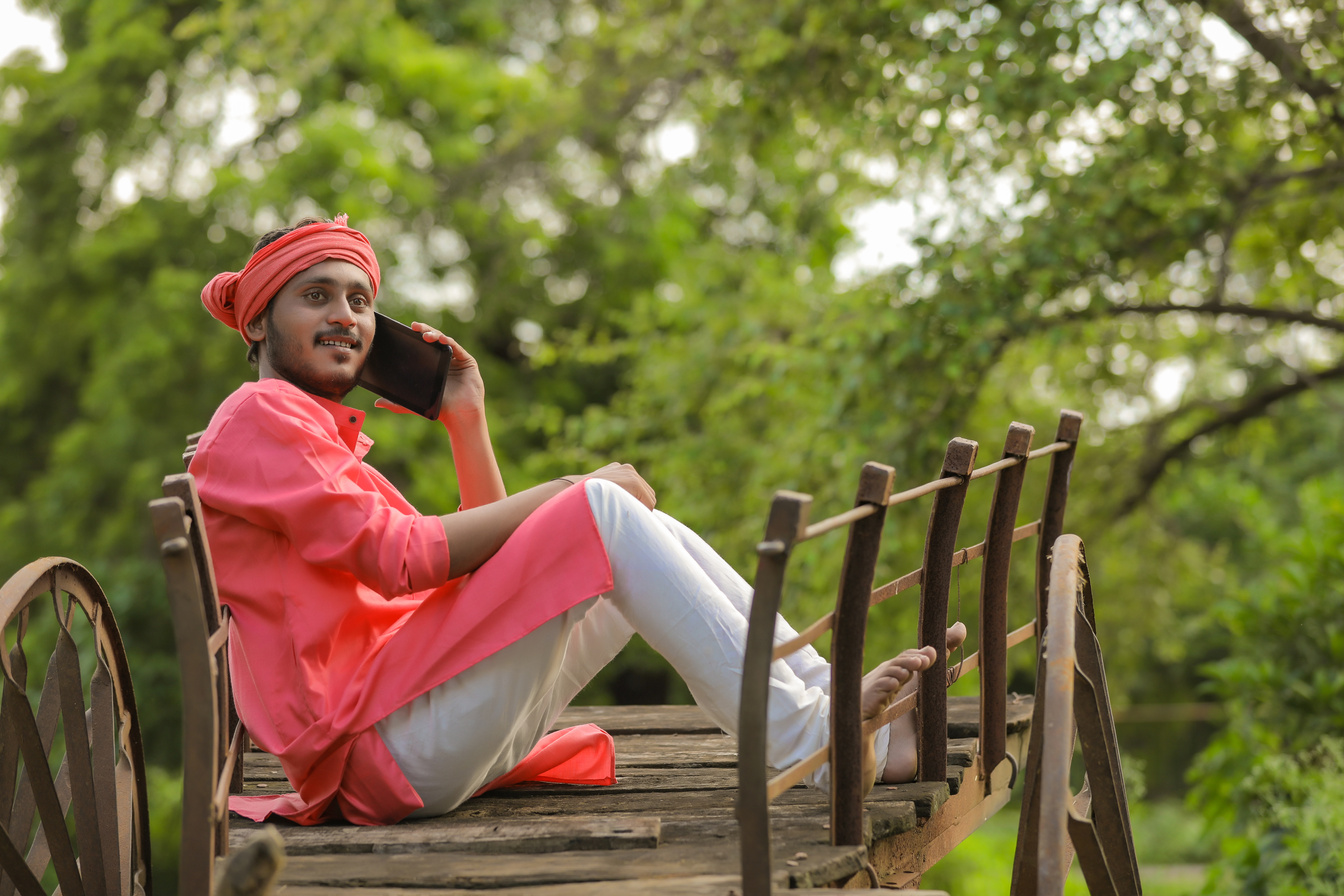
230, 697, 1031, 892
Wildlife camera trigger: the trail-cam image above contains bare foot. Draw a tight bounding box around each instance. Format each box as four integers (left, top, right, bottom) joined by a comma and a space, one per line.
876, 622, 968, 786
857, 648, 936, 792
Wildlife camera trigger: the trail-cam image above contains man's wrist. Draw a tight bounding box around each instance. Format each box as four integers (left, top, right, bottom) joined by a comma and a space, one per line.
442, 405, 488, 436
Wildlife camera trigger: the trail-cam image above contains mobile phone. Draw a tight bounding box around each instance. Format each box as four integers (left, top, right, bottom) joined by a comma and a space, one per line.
356, 312, 454, 420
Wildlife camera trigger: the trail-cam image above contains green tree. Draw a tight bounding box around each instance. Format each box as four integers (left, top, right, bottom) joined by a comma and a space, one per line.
1, 0, 1341, 887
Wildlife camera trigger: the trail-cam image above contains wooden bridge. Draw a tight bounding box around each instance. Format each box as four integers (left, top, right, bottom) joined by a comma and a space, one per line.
224, 697, 1033, 893
1, 411, 1141, 894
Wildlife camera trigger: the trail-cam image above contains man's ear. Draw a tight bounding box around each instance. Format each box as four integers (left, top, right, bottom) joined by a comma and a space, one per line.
244, 312, 267, 344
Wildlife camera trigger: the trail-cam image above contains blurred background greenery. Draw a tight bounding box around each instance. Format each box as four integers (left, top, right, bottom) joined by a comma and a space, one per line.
1, 0, 1340, 892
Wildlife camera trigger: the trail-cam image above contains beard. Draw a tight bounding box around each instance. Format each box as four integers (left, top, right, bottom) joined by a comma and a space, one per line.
262, 322, 366, 402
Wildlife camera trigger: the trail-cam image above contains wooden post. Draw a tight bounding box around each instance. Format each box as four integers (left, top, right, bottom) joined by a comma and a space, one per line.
738, 491, 810, 896
1034, 411, 1083, 636
917, 437, 977, 786
830, 462, 895, 847
1036, 535, 1082, 896
979, 423, 1034, 787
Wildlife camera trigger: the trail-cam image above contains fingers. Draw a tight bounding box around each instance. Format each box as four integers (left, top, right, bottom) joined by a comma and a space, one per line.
410, 321, 452, 345
411, 325, 476, 369
587, 463, 657, 510
374, 398, 412, 415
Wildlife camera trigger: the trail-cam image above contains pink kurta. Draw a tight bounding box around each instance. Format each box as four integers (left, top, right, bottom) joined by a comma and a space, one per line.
190, 379, 615, 825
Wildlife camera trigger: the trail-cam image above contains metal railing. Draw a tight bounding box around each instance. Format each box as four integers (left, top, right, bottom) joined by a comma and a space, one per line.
736, 410, 1083, 893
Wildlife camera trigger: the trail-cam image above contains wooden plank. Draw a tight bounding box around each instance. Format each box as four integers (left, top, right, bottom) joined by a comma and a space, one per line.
272, 842, 868, 890
224, 701, 1027, 895
229, 816, 660, 856
240, 733, 743, 780
270, 875, 745, 895
553, 705, 722, 735
949, 693, 1033, 737
240, 767, 745, 799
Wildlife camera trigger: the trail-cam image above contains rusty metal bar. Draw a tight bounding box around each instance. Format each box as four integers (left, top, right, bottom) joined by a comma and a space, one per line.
886, 475, 960, 506
1072, 664, 1136, 895
1037, 535, 1083, 896
799, 502, 879, 541
0, 654, 33, 896
772, 613, 834, 660
870, 521, 1041, 607
870, 567, 923, 605
206, 616, 230, 656
1034, 411, 1083, 638
917, 437, 978, 786
766, 744, 830, 799
0, 643, 28, 871
214, 721, 246, 821
6, 642, 62, 879
776, 508, 1040, 662
968, 453, 1022, 481
1012, 655, 1049, 894
54, 622, 107, 896
0, 834, 43, 896
829, 462, 895, 847
1068, 813, 1121, 896
90, 653, 122, 896
980, 423, 1035, 786
6, 665, 83, 896
1071, 575, 1140, 895
737, 491, 810, 896
1027, 440, 1071, 460
863, 690, 917, 737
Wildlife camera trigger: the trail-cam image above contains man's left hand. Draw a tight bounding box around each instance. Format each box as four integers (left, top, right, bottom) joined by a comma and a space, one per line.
373, 324, 486, 424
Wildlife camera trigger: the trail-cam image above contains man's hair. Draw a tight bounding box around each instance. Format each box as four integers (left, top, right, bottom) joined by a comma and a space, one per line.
246, 216, 333, 369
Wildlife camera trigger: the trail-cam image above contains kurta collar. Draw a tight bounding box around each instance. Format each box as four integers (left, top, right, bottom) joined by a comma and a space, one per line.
260, 377, 374, 458
310, 394, 374, 458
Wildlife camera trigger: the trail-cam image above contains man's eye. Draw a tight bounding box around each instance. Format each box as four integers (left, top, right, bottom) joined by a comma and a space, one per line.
305, 291, 324, 301
352, 296, 370, 307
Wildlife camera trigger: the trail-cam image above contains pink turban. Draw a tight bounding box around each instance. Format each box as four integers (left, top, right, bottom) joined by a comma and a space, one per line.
201, 214, 381, 343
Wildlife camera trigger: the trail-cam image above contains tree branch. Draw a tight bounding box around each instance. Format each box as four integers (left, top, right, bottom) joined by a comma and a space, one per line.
1065, 300, 1344, 334
1197, 0, 1339, 103
1198, 0, 1333, 102
1117, 359, 1344, 515
1249, 158, 1344, 192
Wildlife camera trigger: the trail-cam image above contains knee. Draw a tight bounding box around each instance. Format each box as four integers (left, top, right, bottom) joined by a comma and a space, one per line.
583, 477, 652, 540
583, 476, 642, 513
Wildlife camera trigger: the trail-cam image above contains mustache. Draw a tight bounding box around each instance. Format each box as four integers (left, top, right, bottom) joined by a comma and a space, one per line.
314, 328, 362, 346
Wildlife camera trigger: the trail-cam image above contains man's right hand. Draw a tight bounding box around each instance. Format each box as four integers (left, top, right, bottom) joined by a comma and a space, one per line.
582, 463, 657, 510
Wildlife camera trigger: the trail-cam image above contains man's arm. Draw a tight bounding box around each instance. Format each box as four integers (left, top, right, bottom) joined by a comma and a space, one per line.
378, 328, 657, 578
375, 327, 506, 507
444, 407, 508, 509
439, 463, 656, 579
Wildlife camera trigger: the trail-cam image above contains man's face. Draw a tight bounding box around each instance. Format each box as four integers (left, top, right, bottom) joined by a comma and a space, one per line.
245, 259, 376, 402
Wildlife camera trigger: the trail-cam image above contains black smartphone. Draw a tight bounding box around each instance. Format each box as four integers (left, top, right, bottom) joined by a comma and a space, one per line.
356, 312, 454, 420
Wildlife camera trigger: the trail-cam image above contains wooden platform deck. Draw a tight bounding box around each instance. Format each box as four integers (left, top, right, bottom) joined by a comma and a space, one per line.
231, 695, 1033, 893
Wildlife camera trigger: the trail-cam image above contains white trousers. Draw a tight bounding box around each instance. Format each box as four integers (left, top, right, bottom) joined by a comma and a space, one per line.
375, 478, 891, 817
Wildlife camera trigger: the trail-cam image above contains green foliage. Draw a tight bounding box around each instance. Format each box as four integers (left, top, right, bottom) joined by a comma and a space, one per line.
1, 0, 1342, 887
1189, 477, 1344, 893
922, 798, 1215, 895
1202, 740, 1344, 896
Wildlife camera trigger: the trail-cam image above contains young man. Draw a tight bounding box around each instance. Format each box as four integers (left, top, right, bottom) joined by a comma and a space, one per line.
194, 216, 963, 825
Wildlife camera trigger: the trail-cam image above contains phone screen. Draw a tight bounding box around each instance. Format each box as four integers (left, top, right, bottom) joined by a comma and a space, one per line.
356, 312, 454, 419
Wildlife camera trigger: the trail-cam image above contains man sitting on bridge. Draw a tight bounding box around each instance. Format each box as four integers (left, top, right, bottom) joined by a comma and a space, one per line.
193, 215, 965, 825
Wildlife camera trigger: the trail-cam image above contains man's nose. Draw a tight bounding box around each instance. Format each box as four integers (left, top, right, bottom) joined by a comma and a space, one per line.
328, 296, 357, 326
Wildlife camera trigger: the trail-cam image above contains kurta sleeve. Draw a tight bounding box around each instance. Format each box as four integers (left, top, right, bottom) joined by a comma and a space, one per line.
194, 387, 451, 596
